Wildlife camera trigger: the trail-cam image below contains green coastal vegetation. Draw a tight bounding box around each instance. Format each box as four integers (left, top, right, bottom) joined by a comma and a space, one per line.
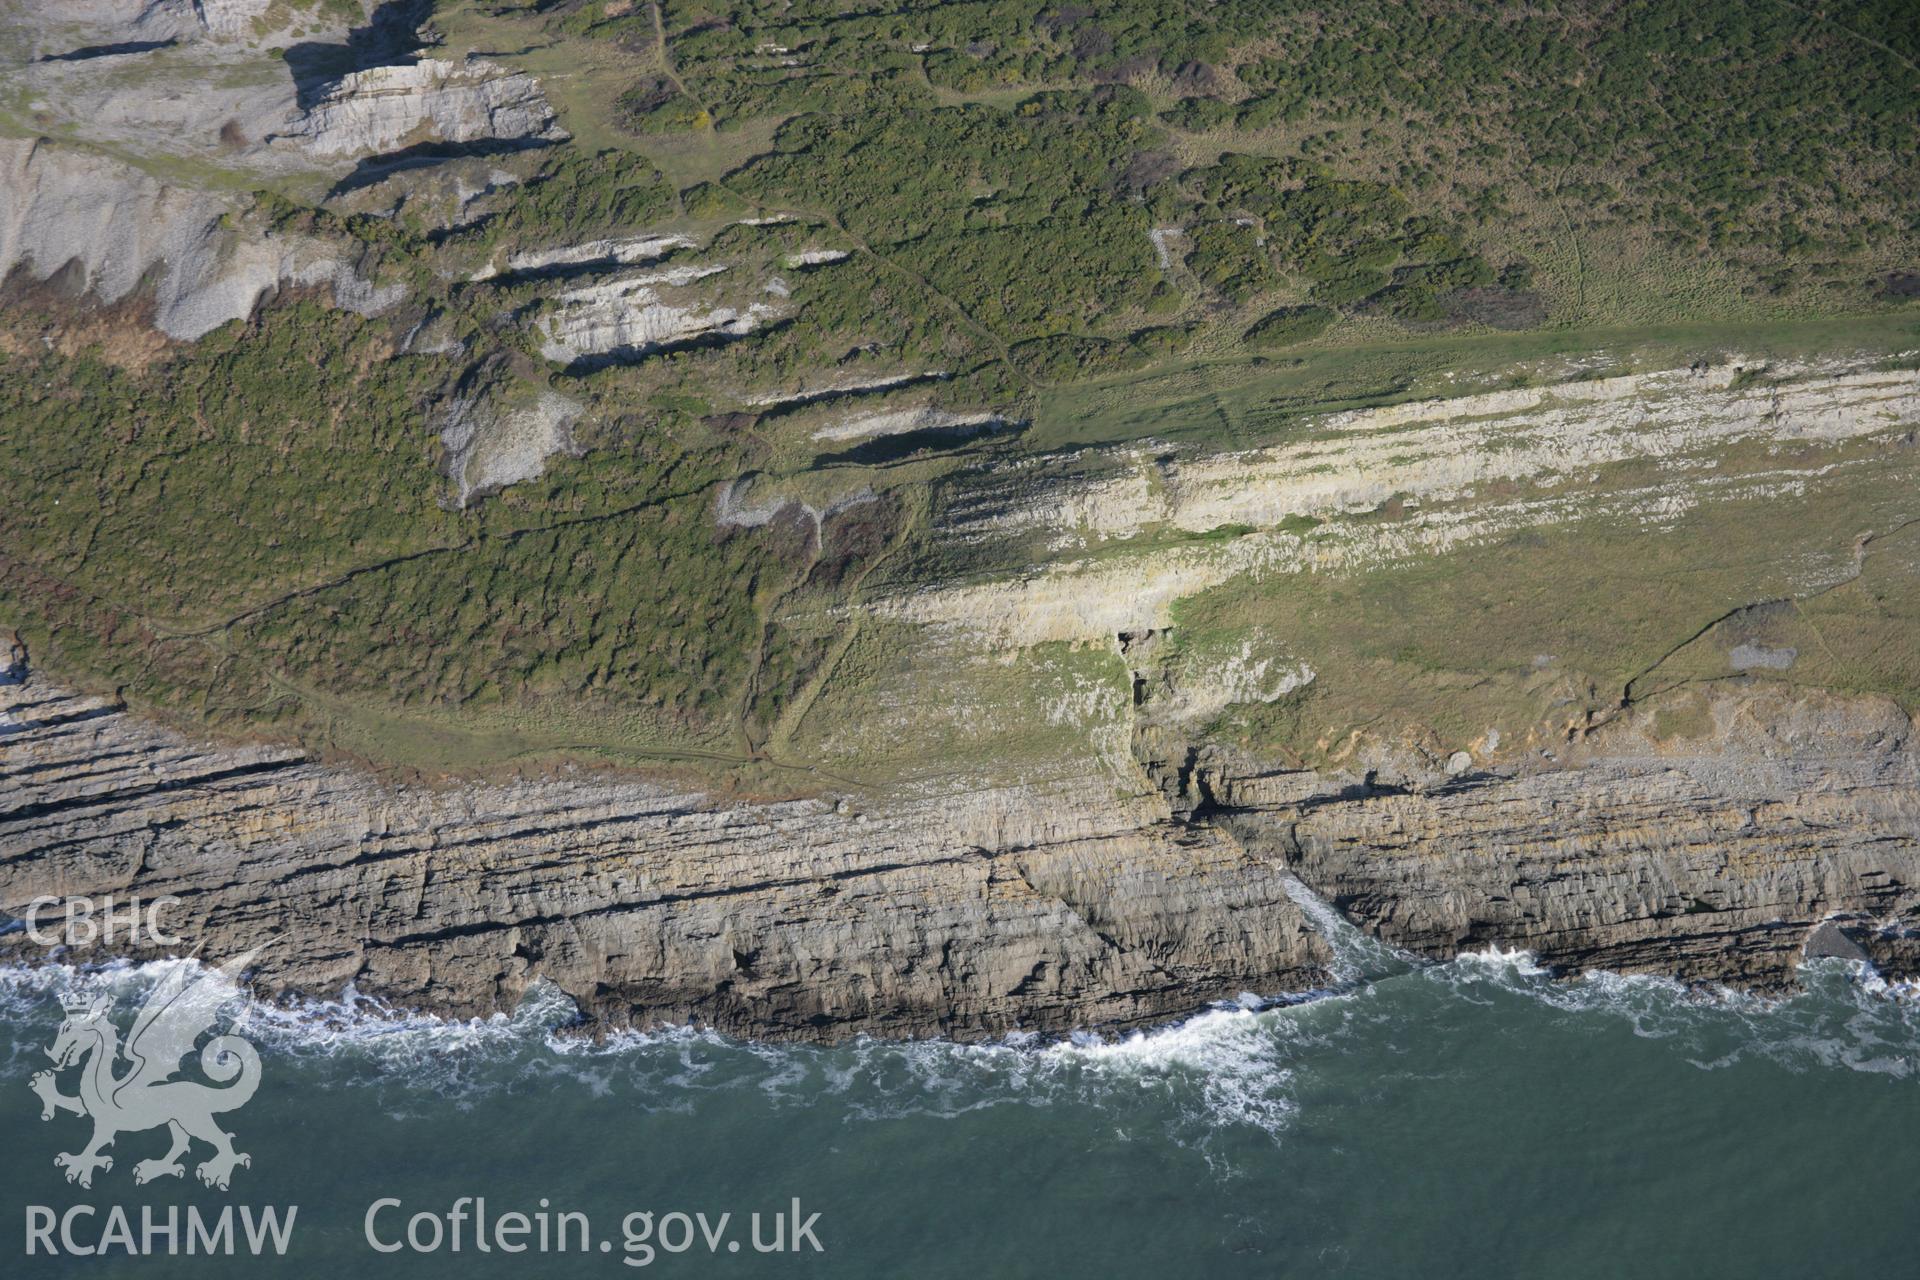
1, 0, 1915, 790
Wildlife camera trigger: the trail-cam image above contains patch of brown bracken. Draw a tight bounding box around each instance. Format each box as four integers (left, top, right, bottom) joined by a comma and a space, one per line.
0, 266, 172, 371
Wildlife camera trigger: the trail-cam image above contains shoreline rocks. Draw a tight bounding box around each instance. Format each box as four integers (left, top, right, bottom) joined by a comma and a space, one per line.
3, 667, 1913, 1041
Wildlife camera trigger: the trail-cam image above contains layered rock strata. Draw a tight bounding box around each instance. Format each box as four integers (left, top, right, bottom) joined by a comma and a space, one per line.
1193, 688, 1920, 985
0, 669, 1328, 1038
3, 666, 1912, 1039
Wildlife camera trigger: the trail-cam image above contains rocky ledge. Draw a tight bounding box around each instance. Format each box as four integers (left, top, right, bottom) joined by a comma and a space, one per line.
1, 665, 1914, 1038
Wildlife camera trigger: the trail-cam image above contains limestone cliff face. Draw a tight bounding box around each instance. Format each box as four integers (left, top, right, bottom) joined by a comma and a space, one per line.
0, 669, 1326, 1038
1192, 688, 1920, 985
275, 59, 567, 159
3, 663, 1913, 1039
0, 2, 570, 340
0, 138, 404, 339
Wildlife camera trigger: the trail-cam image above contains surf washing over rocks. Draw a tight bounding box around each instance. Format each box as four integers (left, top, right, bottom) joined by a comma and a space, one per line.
3, 916, 1914, 1137
4, 895, 1919, 1275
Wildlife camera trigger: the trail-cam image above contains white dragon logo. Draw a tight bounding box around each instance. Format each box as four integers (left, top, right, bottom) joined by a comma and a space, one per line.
29, 950, 262, 1191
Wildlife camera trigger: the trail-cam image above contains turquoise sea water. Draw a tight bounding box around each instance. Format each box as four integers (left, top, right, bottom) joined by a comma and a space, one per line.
2, 928, 1916, 1279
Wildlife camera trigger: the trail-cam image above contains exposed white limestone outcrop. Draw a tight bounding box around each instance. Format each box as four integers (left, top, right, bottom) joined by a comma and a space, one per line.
783, 248, 849, 268
1729, 643, 1798, 672
714, 475, 876, 540
397, 309, 465, 357
879, 358, 1912, 652
471, 234, 695, 281
277, 58, 567, 158
19, 61, 304, 171
1148, 631, 1316, 727
536, 264, 780, 364
0, 137, 403, 339
15, 0, 297, 47
963, 362, 1920, 548
878, 402, 1901, 648
811, 405, 1007, 444
1148, 226, 1182, 270
438, 390, 584, 507
0, 0, 394, 171
6, 32, 301, 174
6, 3, 563, 172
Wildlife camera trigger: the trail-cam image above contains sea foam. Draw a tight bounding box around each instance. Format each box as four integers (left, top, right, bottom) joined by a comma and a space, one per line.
2, 940, 1914, 1145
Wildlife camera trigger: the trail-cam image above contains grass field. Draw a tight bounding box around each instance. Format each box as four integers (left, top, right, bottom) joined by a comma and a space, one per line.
1031, 312, 1920, 451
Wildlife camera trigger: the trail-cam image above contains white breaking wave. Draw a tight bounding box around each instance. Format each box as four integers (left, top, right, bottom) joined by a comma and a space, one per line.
1430, 948, 1920, 1078
2, 943, 1915, 1145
